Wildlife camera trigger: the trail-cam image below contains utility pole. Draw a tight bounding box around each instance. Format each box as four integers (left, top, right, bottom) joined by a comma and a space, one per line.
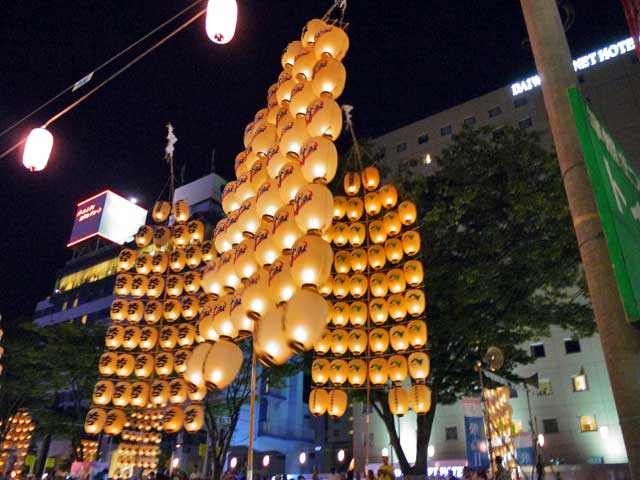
519, 1, 640, 478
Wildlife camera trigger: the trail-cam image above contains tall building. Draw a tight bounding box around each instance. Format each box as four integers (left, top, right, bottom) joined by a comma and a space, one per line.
353, 35, 639, 475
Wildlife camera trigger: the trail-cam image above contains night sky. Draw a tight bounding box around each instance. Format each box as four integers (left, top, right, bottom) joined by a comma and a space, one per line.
0, 1, 630, 320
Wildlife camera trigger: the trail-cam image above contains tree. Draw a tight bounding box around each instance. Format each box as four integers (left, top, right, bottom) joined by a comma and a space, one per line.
365, 126, 594, 474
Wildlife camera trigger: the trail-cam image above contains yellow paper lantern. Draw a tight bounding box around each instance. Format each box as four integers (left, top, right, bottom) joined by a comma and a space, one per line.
254, 307, 293, 366
110, 299, 128, 323
222, 181, 240, 214
348, 329, 367, 356
389, 325, 409, 353
333, 195, 347, 219
150, 380, 170, 406
276, 74, 297, 106
404, 260, 424, 286
84, 408, 106, 435
237, 196, 261, 237
173, 200, 190, 223
285, 289, 328, 351
388, 355, 409, 384
398, 200, 417, 226
332, 222, 349, 247
346, 249, 365, 274
212, 296, 238, 340
369, 298, 389, 325
184, 405, 205, 432
384, 270, 405, 295
362, 166, 381, 191
347, 359, 367, 387
174, 349, 191, 374
309, 388, 329, 416
142, 302, 162, 325
112, 382, 132, 407
233, 237, 258, 280
235, 173, 255, 205
152, 201, 171, 223
134, 353, 154, 378
169, 249, 186, 272
306, 96, 342, 140
99, 352, 118, 376
185, 245, 202, 269
92, 380, 114, 406
319, 276, 333, 297
251, 123, 278, 157
378, 184, 398, 209
405, 290, 426, 317
290, 234, 333, 289
202, 240, 216, 263
408, 320, 428, 348
242, 267, 272, 320
168, 378, 188, 405
331, 301, 350, 326
118, 248, 136, 271
369, 328, 389, 354
312, 358, 330, 385
346, 198, 364, 222
183, 271, 200, 295
294, 183, 334, 234
388, 294, 408, 321
134, 253, 152, 276
327, 389, 348, 418
300, 135, 338, 183
267, 255, 296, 304
164, 274, 183, 298
313, 329, 332, 355
349, 274, 368, 299
113, 274, 133, 297
334, 251, 351, 274
172, 224, 190, 248
370, 273, 389, 298
388, 386, 410, 416
311, 56, 346, 99
289, 80, 316, 117
348, 301, 367, 327
145, 275, 164, 299
291, 47, 317, 81
329, 359, 348, 386
130, 278, 148, 302
272, 204, 303, 252
279, 117, 310, 158
302, 18, 328, 45
163, 406, 184, 433
155, 352, 175, 378
409, 384, 431, 414
198, 301, 220, 342
385, 238, 404, 264
368, 220, 387, 244
408, 352, 430, 382
130, 382, 150, 408
383, 212, 402, 237
368, 245, 386, 270
314, 25, 349, 61
348, 222, 366, 247
163, 299, 182, 322
115, 354, 135, 378
153, 226, 171, 248
254, 226, 280, 267
368, 358, 389, 385
187, 219, 205, 242
264, 146, 288, 182
330, 329, 348, 356
159, 326, 179, 350
151, 252, 169, 274
218, 249, 241, 292
364, 192, 382, 217
105, 325, 125, 350
122, 325, 142, 350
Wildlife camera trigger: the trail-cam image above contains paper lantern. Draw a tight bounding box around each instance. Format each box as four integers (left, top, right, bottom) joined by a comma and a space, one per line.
311, 56, 346, 99
135, 225, 153, 248
185, 245, 202, 269
159, 326, 179, 350
334, 250, 351, 274
276, 74, 297, 106
389, 386, 410, 416
143, 275, 163, 300
167, 378, 188, 405
237, 196, 261, 237
289, 80, 316, 117
407, 320, 428, 348
151, 252, 169, 274
130, 382, 150, 408
184, 343, 210, 389
346, 198, 364, 222
331, 301, 349, 326
212, 296, 238, 340
312, 358, 330, 385
360, 165, 380, 191
134, 254, 151, 276
201, 261, 223, 297
115, 354, 135, 378
162, 275, 183, 299
186, 219, 205, 243
383, 212, 402, 237
134, 353, 154, 378
284, 288, 328, 351
222, 182, 239, 214
370, 273, 389, 298
152, 201, 171, 223
388, 355, 409, 384
313, 329, 332, 355
173, 200, 190, 223
384, 270, 405, 294
113, 274, 133, 297
163, 406, 184, 433
408, 352, 430, 382
251, 124, 278, 158
201, 241, 216, 263
346, 301, 366, 327
279, 117, 310, 158
232, 237, 257, 280
329, 359, 348, 386
154, 352, 174, 378
92, 380, 114, 406
282, 40, 304, 70
169, 249, 186, 272
332, 222, 348, 247
348, 222, 366, 247
254, 306, 294, 366
319, 276, 332, 297
331, 197, 347, 221
409, 384, 431, 414
110, 299, 128, 323
163, 299, 182, 322
218, 250, 241, 292
294, 183, 334, 235
330, 329, 348, 356
99, 352, 118, 376
368, 358, 389, 385
105, 325, 125, 350
198, 302, 220, 342
389, 325, 409, 353
22, 127, 53, 171
398, 201, 417, 226
242, 268, 271, 320
117, 249, 136, 272
327, 389, 348, 418
180, 315, 199, 339
345, 250, 364, 275
122, 325, 142, 350
172, 224, 190, 247
349, 274, 368, 299
235, 173, 255, 205
150, 380, 170, 406
314, 25, 349, 61
252, 227, 277, 268
205, 0, 238, 44
403, 260, 424, 286
268, 255, 296, 304
182, 272, 200, 296
388, 294, 407, 321
152, 227, 170, 249
84, 408, 107, 434
292, 47, 318, 81
369, 328, 389, 354
363, 193, 382, 218
368, 245, 386, 270
141, 302, 160, 325
129, 277, 148, 301
348, 329, 367, 356
184, 405, 205, 432
272, 204, 302, 252
300, 136, 338, 183
290, 234, 333, 289
368, 220, 387, 245
405, 290, 426, 317
306, 96, 342, 140
378, 184, 398, 209
309, 388, 329, 416
369, 298, 388, 325
112, 382, 132, 407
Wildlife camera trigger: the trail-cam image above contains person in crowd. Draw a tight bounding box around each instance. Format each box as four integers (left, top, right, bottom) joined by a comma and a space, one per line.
494, 456, 509, 480
312, 466, 320, 480
366, 470, 376, 480
328, 467, 340, 480
377, 455, 394, 480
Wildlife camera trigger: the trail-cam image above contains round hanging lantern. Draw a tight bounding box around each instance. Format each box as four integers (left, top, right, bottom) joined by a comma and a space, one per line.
183, 271, 201, 294
186, 245, 203, 269
173, 200, 190, 223
300, 136, 338, 184
218, 250, 241, 292
348, 359, 367, 386
279, 117, 311, 158
311, 56, 346, 99
278, 162, 308, 205
254, 306, 293, 366
99, 352, 118, 376
134, 253, 152, 276
289, 80, 317, 117
284, 288, 328, 351
368, 220, 387, 244
405, 290, 426, 317
329, 359, 348, 386
153, 226, 171, 248
130, 382, 150, 408
321, 223, 333, 243
163, 406, 184, 433
327, 389, 348, 418
368, 358, 389, 385
265, 145, 289, 181
312, 358, 331, 385
202, 241, 216, 263
348, 329, 367, 356
349, 301, 367, 327
387, 269, 407, 294
159, 326, 179, 350
368, 245, 386, 270
222, 181, 240, 214
118, 249, 136, 271
152, 201, 171, 223
115, 354, 135, 378
151, 252, 169, 274
383, 212, 402, 237
184, 405, 205, 432
122, 325, 142, 350
163, 299, 182, 322
309, 388, 329, 416
319, 276, 333, 297
385, 238, 404, 264
198, 302, 220, 342
243, 122, 259, 152
139, 327, 159, 353
331, 301, 349, 326
212, 296, 238, 340
314, 25, 349, 61
294, 183, 334, 234
164, 274, 184, 298
349, 274, 368, 299
174, 349, 191, 374
398, 200, 417, 225
388, 294, 408, 321
302, 18, 328, 45
184, 343, 210, 390
134, 353, 154, 378
408, 352, 430, 382
237, 196, 261, 237
362, 166, 381, 191
330, 329, 348, 356
290, 234, 333, 289
169, 249, 186, 272
105, 325, 125, 350
113, 273, 133, 297
233, 237, 258, 280
333, 195, 347, 219
282, 40, 304, 70
235, 173, 255, 205
378, 184, 398, 209
146, 275, 165, 299
332, 222, 349, 247
343, 172, 361, 197
348, 222, 365, 247
407, 320, 428, 348
313, 329, 332, 355
130, 276, 149, 300
369, 298, 388, 325
370, 273, 389, 298
364, 192, 382, 217
254, 225, 279, 267
92, 380, 114, 406
187, 219, 205, 242
276, 74, 297, 106
242, 267, 271, 320
388, 386, 410, 417
267, 255, 296, 304
346, 198, 364, 222
150, 380, 171, 406
306, 96, 343, 140
334, 250, 351, 274
389, 325, 409, 353
205, 0, 238, 44
201, 261, 224, 297
275, 104, 295, 137
403, 260, 424, 286
112, 382, 133, 407
143, 301, 162, 325
172, 224, 190, 247
369, 328, 389, 354
135, 225, 153, 248
409, 384, 432, 414
291, 47, 317, 81
155, 352, 175, 378
388, 355, 409, 384
333, 275, 351, 299
250, 159, 270, 195
84, 408, 107, 435
348, 249, 366, 273
272, 204, 303, 252
110, 299, 129, 323
168, 378, 188, 405
251, 123, 278, 158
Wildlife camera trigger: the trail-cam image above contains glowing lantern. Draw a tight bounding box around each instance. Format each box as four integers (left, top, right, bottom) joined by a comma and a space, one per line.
126, 300, 144, 323
279, 117, 310, 157
99, 353, 117, 376
201, 241, 216, 263
330, 329, 348, 356
115, 354, 135, 378
319, 276, 332, 297
135, 225, 153, 248
347, 301, 366, 327
333, 196, 347, 219
155, 352, 175, 378
153, 226, 171, 248
389, 386, 410, 416
405, 290, 426, 317
212, 296, 238, 340
344, 360, 366, 388
309, 388, 329, 416
334, 250, 351, 274
349, 274, 368, 298
183, 272, 200, 295
198, 302, 220, 342
130, 275, 148, 300
384, 239, 403, 265
134, 254, 151, 276
346, 198, 364, 222
383, 212, 402, 237
110, 299, 128, 323
163, 275, 182, 299
290, 234, 333, 289
279, 163, 308, 205
409, 384, 431, 414
177, 322, 196, 346
370, 273, 389, 298
263, 146, 287, 181
163, 406, 184, 433
235, 173, 255, 205
173, 200, 190, 223
168, 378, 188, 405
185, 245, 202, 269
282, 40, 304, 70
408, 352, 430, 381
285, 289, 328, 351
23, 127, 53, 171
118, 249, 136, 271
143, 301, 162, 325
113, 274, 133, 297
327, 389, 348, 418
150, 380, 170, 406
251, 227, 276, 267
140, 327, 159, 351
111, 382, 132, 407
403, 261, 423, 287
311, 56, 346, 99
184, 405, 205, 432
368, 245, 386, 270
332, 222, 349, 247
272, 204, 302, 252
314, 25, 349, 61
159, 326, 179, 350
163, 299, 182, 322
130, 382, 150, 408
345, 250, 364, 274
312, 358, 330, 385
134, 353, 154, 378
348, 222, 365, 247
314, 329, 332, 355
151, 252, 169, 274
242, 268, 271, 320
289, 80, 316, 117
233, 237, 258, 280
306, 96, 342, 140
84, 408, 107, 434
388, 355, 409, 384
146, 275, 164, 299
369, 328, 389, 354
378, 184, 398, 209
172, 224, 190, 247
218, 250, 241, 292
369, 298, 388, 325
364, 193, 382, 217
348, 329, 367, 356
251, 123, 277, 157
254, 306, 294, 366
384, 270, 405, 295
255, 180, 284, 222
213, 220, 231, 255
294, 183, 334, 234
398, 201, 417, 225
276, 74, 297, 106
92, 380, 114, 406
268, 255, 296, 304
389, 325, 409, 353
205, 0, 238, 44
169, 249, 187, 273
222, 181, 239, 214
152, 201, 171, 223
407, 320, 428, 348
368, 358, 389, 385
368, 220, 387, 244
388, 294, 407, 321
105, 325, 125, 350
331, 301, 349, 326
329, 359, 348, 386
292, 47, 317, 81
174, 349, 191, 374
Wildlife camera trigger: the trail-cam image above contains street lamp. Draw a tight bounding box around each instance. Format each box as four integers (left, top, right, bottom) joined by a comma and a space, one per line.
337, 449, 345, 462
262, 455, 270, 468
299, 452, 306, 465
537, 434, 545, 448
206, 0, 238, 44
22, 127, 53, 171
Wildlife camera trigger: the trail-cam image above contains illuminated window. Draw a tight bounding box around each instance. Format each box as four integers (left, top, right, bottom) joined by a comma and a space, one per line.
72, 297, 79, 308
61, 301, 68, 311
440, 125, 452, 136
573, 373, 589, 392
396, 142, 407, 153
543, 418, 559, 434
564, 339, 581, 354
81, 315, 88, 325
423, 153, 432, 165
418, 133, 429, 144
538, 378, 552, 396
57, 258, 118, 293
579, 415, 597, 432
530, 343, 546, 358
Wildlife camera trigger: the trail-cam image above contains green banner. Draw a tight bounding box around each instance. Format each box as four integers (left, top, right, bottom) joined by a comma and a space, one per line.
568, 87, 640, 324
199, 444, 207, 457
24, 455, 35, 467
45, 457, 56, 469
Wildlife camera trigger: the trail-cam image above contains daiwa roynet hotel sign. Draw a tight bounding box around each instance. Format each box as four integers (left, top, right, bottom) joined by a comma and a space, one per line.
512, 37, 637, 96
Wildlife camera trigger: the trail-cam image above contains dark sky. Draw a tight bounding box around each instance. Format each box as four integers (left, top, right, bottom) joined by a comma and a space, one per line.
0, 1, 630, 320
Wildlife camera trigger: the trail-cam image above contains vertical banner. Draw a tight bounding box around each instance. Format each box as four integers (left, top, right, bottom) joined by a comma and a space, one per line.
513, 432, 535, 466
621, 0, 640, 60
462, 398, 490, 470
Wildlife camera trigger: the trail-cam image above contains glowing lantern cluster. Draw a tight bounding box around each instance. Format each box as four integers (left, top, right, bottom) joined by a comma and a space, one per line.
484, 386, 517, 469
309, 167, 428, 418
0, 410, 35, 477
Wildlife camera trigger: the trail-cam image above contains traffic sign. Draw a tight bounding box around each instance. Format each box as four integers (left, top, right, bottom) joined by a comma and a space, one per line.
569, 87, 640, 325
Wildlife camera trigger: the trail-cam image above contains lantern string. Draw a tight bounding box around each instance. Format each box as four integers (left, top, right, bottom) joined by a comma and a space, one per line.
0, 0, 205, 141
322, 0, 348, 25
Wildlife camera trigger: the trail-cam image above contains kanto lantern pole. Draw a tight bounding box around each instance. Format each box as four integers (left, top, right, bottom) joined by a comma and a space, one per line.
519, 1, 640, 478
247, 348, 258, 480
